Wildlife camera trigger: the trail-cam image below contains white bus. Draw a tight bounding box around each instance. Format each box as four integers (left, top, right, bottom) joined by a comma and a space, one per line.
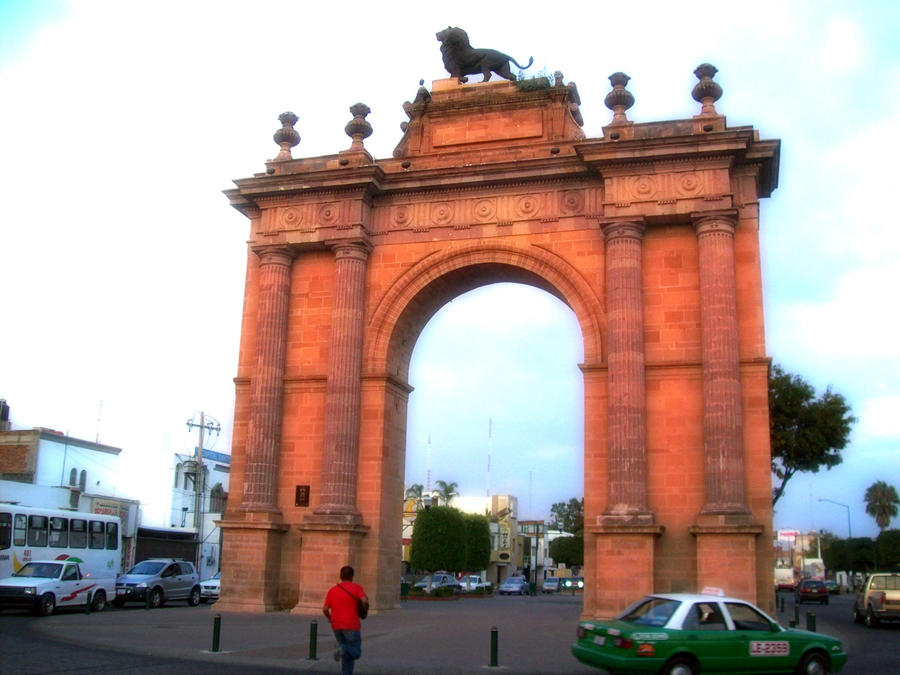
0, 504, 121, 580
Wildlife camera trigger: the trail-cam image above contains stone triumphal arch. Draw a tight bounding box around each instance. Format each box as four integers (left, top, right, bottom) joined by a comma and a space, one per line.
217, 65, 780, 617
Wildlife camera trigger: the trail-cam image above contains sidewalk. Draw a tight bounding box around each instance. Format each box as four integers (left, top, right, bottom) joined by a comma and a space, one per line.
34, 593, 598, 673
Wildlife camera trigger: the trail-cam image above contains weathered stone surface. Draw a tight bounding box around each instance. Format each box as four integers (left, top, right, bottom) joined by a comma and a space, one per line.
221, 77, 780, 617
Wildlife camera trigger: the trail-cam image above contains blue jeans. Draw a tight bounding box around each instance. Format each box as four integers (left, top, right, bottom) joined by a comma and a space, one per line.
333, 629, 362, 675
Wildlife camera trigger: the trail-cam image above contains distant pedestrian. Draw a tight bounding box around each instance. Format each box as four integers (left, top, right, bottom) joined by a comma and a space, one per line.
323, 565, 369, 675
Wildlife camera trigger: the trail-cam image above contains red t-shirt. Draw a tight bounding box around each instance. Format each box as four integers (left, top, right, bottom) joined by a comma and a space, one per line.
324, 581, 366, 630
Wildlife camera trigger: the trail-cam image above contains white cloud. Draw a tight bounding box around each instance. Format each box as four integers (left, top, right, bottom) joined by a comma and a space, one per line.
855, 397, 900, 442
819, 17, 864, 73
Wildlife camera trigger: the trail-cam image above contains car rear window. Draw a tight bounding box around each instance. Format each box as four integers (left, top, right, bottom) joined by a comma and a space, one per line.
619, 597, 681, 627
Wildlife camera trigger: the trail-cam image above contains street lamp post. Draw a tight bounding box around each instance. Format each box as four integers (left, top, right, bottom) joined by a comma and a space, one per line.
818, 498, 852, 539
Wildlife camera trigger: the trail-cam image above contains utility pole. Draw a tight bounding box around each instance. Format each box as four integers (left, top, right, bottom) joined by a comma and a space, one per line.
186, 412, 220, 569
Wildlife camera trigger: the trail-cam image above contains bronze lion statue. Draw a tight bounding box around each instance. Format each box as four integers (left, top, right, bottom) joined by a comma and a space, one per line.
436, 27, 533, 84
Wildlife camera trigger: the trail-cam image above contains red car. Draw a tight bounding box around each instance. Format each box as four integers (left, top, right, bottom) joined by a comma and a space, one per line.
795, 579, 829, 604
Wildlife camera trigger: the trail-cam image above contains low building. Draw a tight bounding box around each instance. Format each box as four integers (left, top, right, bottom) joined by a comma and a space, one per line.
0, 418, 139, 568
166, 448, 230, 578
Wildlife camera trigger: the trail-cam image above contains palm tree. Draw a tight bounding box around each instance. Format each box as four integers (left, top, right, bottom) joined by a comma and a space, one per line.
405, 483, 424, 511
433, 479, 459, 506
864, 481, 900, 531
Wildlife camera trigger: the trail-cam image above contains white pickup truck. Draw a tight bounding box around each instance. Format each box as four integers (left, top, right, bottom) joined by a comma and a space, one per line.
0, 560, 115, 616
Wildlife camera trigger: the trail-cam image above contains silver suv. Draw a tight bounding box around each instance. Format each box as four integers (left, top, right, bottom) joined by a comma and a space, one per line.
114, 559, 200, 608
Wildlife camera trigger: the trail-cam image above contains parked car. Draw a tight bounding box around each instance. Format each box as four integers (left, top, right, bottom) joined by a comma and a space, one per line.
114, 559, 201, 608
498, 575, 529, 595
413, 573, 461, 592
854, 572, 900, 627
458, 575, 490, 591
200, 571, 221, 603
542, 577, 562, 593
563, 576, 584, 591
824, 579, 841, 595
572, 590, 848, 674
795, 579, 829, 605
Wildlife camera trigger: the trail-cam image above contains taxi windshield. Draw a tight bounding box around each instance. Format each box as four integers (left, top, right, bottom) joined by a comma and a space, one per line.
619, 597, 681, 627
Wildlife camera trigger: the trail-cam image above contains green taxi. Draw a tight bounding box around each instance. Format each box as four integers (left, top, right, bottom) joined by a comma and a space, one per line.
572, 590, 847, 674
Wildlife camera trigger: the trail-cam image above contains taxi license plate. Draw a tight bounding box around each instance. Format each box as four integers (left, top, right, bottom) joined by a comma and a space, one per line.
749, 641, 789, 656
593, 636, 606, 646
116, 589, 126, 595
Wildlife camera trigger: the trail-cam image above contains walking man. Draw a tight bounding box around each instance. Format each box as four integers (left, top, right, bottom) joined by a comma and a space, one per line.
323, 565, 369, 674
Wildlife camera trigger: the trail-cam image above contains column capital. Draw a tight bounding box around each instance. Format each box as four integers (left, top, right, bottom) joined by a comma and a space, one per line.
251, 244, 296, 267
325, 238, 373, 261
692, 210, 737, 237
599, 218, 646, 242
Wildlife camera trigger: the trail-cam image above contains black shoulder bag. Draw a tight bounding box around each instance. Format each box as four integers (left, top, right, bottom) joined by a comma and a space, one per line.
339, 583, 368, 620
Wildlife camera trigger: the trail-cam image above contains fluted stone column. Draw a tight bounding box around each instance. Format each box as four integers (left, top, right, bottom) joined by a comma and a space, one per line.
316, 241, 371, 518
601, 220, 652, 521
694, 212, 750, 515
241, 245, 295, 511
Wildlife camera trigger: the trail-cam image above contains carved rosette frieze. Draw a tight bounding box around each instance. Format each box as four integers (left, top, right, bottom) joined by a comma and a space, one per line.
600, 219, 653, 523
604, 170, 728, 212
241, 244, 296, 512
316, 240, 372, 519
376, 187, 596, 233
692, 211, 750, 516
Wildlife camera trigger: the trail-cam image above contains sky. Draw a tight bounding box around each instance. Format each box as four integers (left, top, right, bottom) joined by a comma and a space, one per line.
1, 1, 898, 537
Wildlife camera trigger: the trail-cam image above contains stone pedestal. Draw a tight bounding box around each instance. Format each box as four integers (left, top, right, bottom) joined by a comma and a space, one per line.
215, 512, 289, 613
691, 519, 764, 607
587, 524, 664, 618
291, 516, 370, 614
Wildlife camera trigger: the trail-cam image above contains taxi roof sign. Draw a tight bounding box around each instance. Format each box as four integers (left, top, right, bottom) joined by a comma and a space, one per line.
700, 586, 725, 596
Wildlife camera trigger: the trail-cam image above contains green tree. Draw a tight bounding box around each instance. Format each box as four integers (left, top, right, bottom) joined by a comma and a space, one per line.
769, 365, 855, 505
410, 506, 466, 575
823, 537, 848, 572
864, 480, 900, 531
405, 483, 424, 509
433, 479, 459, 506
463, 513, 491, 576
549, 535, 584, 567
876, 529, 900, 571
549, 498, 584, 534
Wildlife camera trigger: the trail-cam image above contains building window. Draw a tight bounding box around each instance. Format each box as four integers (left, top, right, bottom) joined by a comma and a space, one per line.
69, 468, 77, 486
79, 470, 87, 492
209, 483, 226, 513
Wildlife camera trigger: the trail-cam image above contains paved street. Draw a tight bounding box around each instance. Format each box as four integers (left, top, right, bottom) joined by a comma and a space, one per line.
2, 590, 899, 673
2, 592, 595, 674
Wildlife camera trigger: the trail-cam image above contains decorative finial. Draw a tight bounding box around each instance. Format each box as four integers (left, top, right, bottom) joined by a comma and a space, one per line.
554, 71, 564, 87
604, 72, 634, 125
272, 111, 300, 161
692, 63, 723, 117
344, 103, 373, 152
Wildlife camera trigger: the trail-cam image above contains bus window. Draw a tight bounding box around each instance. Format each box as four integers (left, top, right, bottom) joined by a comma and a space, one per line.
70, 519, 87, 548
14, 514, 26, 547
105, 521, 119, 550
0, 513, 10, 550
89, 520, 105, 549
28, 515, 49, 547
49, 517, 68, 547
